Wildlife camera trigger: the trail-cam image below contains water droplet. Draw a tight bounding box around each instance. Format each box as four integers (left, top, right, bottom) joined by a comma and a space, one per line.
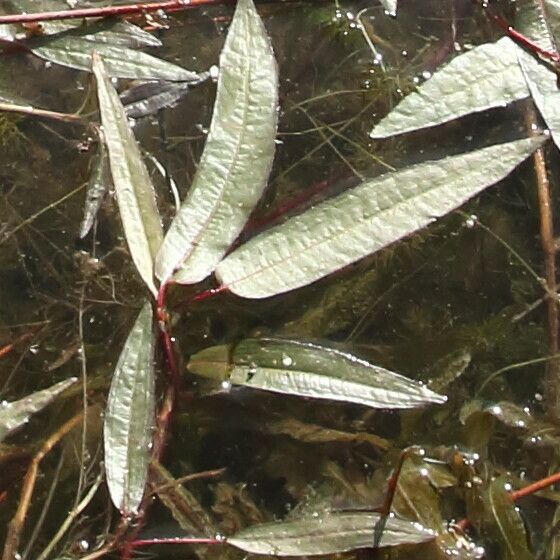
281, 354, 293, 367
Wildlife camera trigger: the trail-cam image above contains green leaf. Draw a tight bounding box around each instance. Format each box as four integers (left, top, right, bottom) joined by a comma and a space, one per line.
155, 0, 278, 284
93, 53, 163, 296
79, 140, 111, 239
370, 38, 529, 139
216, 136, 546, 299
188, 338, 446, 409
28, 34, 198, 81
9, 1, 162, 48
514, 0, 560, 149
484, 476, 534, 560
0, 378, 77, 442
228, 511, 434, 555
104, 302, 156, 515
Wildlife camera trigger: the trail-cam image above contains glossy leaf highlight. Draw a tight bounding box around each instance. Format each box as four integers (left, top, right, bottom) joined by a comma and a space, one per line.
0, 377, 77, 442
370, 38, 529, 139
228, 512, 434, 555
104, 302, 156, 515
188, 338, 446, 409
93, 53, 163, 295
155, 0, 278, 284
216, 136, 545, 299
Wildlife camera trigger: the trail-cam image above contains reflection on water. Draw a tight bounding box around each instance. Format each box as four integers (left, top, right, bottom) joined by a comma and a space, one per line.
0, 1, 554, 558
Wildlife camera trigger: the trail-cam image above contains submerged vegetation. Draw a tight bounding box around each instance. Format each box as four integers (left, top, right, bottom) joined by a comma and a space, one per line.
3, 0, 560, 558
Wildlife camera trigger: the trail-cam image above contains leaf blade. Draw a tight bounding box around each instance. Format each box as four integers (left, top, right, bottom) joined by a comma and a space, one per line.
104, 302, 156, 515
30, 35, 198, 81
189, 338, 446, 409
0, 378, 77, 442
216, 136, 545, 299
155, 0, 278, 284
228, 512, 434, 556
370, 38, 529, 139
93, 53, 164, 295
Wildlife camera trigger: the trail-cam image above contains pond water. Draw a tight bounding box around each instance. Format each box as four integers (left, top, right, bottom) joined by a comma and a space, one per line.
0, 0, 558, 558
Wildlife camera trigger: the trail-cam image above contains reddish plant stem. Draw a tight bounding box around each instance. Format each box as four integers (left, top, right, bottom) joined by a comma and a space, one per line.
0, 0, 228, 24
510, 471, 560, 501
129, 537, 223, 546
0, 330, 35, 359
484, 5, 560, 62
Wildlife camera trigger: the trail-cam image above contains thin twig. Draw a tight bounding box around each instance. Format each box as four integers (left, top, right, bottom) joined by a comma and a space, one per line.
525, 103, 560, 419
2, 411, 85, 560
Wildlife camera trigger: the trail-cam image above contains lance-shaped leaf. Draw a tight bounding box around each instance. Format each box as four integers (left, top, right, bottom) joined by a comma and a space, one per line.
29, 34, 198, 81
80, 139, 112, 239
380, 0, 397, 16
104, 302, 155, 515
228, 512, 434, 555
515, 0, 560, 151
188, 338, 446, 409
483, 476, 534, 560
370, 38, 529, 139
216, 136, 545, 299
0, 378, 77, 442
93, 53, 163, 295
10, 1, 162, 48
155, 0, 278, 284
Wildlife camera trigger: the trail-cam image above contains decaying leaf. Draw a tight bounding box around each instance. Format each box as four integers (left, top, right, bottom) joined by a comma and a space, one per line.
155, 0, 278, 284
228, 511, 434, 555
216, 136, 545, 299
188, 338, 446, 409
0, 377, 77, 442
370, 38, 529, 139
104, 302, 155, 515
93, 53, 163, 296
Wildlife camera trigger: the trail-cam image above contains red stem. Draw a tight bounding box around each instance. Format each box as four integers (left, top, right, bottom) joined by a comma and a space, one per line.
485, 6, 560, 63
0, 0, 229, 24
128, 537, 224, 547
510, 471, 560, 501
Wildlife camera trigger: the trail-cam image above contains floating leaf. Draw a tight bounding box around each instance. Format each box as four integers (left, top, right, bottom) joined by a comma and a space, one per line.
188, 338, 446, 409
28, 34, 198, 81
216, 136, 545, 299
0, 378, 77, 442
9, 1, 161, 48
121, 80, 197, 119
79, 139, 112, 238
155, 0, 278, 284
93, 53, 163, 295
370, 38, 529, 139
484, 476, 534, 560
104, 302, 156, 515
228, 511, 434, 555
380, 0, 397, 16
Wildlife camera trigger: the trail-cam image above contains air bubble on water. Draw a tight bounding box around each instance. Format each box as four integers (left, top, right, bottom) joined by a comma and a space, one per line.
281, 354, 293, 367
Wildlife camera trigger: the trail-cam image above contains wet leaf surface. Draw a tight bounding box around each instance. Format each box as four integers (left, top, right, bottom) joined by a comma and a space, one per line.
189, 338, 446, 409
93, 53, 163, 295
155, 0, 278, 284
0, 377, 77, 442
370, 38, 529, 139
104, 302, 155, 514
79, 139, 111, 239
483, 476, 535, 560
228, 511, 434, 555
217, 136, 545, 299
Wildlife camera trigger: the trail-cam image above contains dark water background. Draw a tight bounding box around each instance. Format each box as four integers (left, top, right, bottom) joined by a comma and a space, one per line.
1, 0, 557, 558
